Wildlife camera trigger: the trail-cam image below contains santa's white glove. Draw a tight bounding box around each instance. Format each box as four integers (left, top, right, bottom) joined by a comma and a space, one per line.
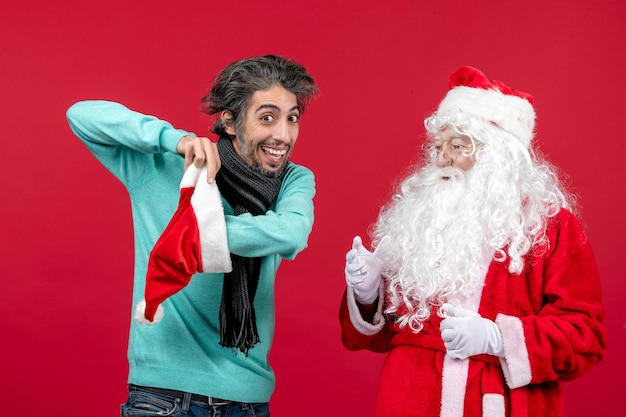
345, 235, 391, 304
440, 303, 504, 360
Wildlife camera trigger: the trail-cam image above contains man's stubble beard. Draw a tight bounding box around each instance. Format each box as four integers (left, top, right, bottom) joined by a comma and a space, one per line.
234, 132, 291, 178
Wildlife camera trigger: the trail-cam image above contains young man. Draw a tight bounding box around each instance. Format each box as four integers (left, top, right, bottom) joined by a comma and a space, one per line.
339, 66, 607, 417
67, 55, 318, 417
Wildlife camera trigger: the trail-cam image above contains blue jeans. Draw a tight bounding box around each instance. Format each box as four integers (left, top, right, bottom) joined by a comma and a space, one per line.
120, 385, 270, 417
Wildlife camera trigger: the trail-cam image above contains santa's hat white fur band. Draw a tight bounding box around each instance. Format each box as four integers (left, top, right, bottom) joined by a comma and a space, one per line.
436, 67, 536, 149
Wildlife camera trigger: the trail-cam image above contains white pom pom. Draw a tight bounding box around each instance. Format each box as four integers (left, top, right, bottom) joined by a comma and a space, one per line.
133, 299, 164, 325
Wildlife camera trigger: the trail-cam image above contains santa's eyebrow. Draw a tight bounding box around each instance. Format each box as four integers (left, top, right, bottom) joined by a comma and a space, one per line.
434, 133, 468, 142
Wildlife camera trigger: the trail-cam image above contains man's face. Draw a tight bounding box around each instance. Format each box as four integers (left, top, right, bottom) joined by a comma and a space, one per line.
433, 126, 476, 172
225, 85, 300, 176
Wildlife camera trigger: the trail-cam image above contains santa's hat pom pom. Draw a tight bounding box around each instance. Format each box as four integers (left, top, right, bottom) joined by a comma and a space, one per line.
133, 299, 164, 325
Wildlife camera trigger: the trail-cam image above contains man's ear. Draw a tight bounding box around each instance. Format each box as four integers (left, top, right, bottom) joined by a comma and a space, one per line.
221, 111, 236, 136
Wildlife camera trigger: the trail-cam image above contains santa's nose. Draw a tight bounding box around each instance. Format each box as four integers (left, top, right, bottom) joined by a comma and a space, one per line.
436, 143, 453, 167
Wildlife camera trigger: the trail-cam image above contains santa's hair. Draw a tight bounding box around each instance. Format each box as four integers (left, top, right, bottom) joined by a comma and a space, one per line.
371, 110, 575, 332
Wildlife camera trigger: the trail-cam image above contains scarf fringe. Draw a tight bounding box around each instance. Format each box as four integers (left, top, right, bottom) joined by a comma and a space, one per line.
219, 307, 260, 356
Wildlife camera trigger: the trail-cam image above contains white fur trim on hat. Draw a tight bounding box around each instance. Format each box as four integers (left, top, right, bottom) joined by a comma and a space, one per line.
134, 299, 164, 325
181, 164, 232, 273
437, 86, 536, 148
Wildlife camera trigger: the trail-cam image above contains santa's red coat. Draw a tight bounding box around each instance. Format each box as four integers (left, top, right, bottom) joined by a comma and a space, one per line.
339, 209, 607, 417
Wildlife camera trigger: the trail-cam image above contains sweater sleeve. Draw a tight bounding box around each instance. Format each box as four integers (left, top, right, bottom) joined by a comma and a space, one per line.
339, 287, 394, 353
496, 209, 608, 388
66, 100, 192, 187
224, 164, 315, 260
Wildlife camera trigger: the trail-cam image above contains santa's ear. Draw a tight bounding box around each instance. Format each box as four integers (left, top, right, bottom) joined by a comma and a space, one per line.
221, 111, 236, 136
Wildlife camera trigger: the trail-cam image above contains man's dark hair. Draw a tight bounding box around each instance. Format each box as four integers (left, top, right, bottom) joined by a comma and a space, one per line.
201, 55, 319, 137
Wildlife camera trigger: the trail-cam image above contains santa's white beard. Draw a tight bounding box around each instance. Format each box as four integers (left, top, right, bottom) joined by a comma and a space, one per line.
376, 164, 495, 331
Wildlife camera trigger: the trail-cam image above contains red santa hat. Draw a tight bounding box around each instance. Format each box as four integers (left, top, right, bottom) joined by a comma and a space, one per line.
436, 66, 536, 148
134, 163, 232, 325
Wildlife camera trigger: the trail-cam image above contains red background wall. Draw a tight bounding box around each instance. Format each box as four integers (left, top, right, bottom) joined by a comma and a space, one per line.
1, 1, 624, 416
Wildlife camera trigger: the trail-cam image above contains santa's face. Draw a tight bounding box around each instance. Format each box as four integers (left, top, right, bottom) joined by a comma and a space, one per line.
433, 127, 476, 172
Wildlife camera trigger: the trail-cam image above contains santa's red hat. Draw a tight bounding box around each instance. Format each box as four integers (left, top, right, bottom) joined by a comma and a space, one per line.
134, 163, 232, 325
436, 66, 536, 148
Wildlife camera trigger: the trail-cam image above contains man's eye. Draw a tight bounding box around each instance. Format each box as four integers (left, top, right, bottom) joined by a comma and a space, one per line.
288, 114, 299, 123
261, 114, 274, 122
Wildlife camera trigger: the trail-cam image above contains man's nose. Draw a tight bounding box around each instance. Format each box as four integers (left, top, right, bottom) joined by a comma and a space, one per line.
272, 119, 289, 142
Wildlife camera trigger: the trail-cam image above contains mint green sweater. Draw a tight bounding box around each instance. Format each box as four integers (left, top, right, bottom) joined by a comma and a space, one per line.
66, 100, 315, 402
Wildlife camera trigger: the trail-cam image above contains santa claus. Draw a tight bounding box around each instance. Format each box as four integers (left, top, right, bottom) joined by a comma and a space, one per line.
339, 66, 607, 417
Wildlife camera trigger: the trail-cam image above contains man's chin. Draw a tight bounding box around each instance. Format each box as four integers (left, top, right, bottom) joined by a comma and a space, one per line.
255, 162, 287, 177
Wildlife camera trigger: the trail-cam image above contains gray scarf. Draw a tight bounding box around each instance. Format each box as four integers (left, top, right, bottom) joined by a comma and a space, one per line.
215, 136, 288, 355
